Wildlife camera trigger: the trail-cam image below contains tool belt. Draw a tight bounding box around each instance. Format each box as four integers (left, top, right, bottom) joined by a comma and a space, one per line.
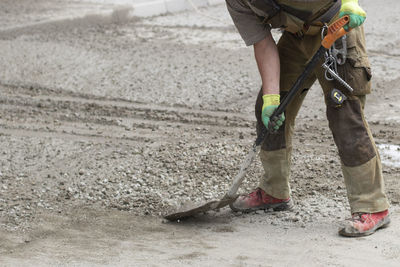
247, 0, 341, 36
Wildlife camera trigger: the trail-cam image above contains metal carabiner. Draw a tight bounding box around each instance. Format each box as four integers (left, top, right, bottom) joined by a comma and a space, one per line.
323, 56, 338, 81
331, 35, 347, 65
321, 24, 328, 40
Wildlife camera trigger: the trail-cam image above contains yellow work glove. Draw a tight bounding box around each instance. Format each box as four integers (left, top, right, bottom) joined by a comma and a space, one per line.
261, 94, 285, 131
339, 0, 366, 30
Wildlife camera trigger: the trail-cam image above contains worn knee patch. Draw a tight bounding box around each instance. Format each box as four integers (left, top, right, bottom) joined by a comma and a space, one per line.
326, 97, 376, 167
255, 89, 287, 151
260, 123, 286, 151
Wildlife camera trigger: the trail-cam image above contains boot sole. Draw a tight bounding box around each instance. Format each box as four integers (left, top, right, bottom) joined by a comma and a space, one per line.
338, 216, 391, 237
230, 199, 293, 213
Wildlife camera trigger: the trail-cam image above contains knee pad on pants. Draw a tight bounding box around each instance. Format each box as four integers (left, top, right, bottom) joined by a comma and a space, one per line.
326, 97, 376, 167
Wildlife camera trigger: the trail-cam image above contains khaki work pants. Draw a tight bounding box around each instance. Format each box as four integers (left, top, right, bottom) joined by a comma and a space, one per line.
255, 26, 390, 213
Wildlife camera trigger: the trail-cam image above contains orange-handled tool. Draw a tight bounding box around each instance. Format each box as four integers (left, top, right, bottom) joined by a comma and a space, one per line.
322, 15, 350, 49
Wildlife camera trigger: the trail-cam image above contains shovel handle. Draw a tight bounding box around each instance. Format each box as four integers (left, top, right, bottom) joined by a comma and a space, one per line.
321, 15, 350, 49
226, 144, 260, 197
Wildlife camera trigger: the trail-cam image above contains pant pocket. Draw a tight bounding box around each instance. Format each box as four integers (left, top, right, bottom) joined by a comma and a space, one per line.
337, 47, 372, 95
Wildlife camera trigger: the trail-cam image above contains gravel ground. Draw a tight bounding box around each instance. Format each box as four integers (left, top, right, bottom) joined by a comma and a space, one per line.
0, 0, 399, 266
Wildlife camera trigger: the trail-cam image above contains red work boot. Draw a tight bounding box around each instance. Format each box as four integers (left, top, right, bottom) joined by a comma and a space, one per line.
230, 188, 292, 212
339, 210, 390, 237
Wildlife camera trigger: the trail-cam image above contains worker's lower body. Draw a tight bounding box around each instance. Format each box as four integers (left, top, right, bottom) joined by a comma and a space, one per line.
231, 26, 390, 237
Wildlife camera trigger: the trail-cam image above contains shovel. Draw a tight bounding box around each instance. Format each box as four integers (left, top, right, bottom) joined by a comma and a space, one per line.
164, 15, 350, 221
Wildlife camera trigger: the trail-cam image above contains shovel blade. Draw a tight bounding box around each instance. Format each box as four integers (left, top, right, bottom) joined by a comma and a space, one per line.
164, 195, 237, 221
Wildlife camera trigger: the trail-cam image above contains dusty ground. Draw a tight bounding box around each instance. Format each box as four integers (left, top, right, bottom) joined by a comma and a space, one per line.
0, 0, 400, 266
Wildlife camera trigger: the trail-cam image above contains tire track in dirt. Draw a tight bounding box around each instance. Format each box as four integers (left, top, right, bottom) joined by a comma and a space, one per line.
0, 83, 255, 145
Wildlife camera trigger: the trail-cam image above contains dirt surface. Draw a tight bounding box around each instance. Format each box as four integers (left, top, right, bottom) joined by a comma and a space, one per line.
0, 0, 400, 266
